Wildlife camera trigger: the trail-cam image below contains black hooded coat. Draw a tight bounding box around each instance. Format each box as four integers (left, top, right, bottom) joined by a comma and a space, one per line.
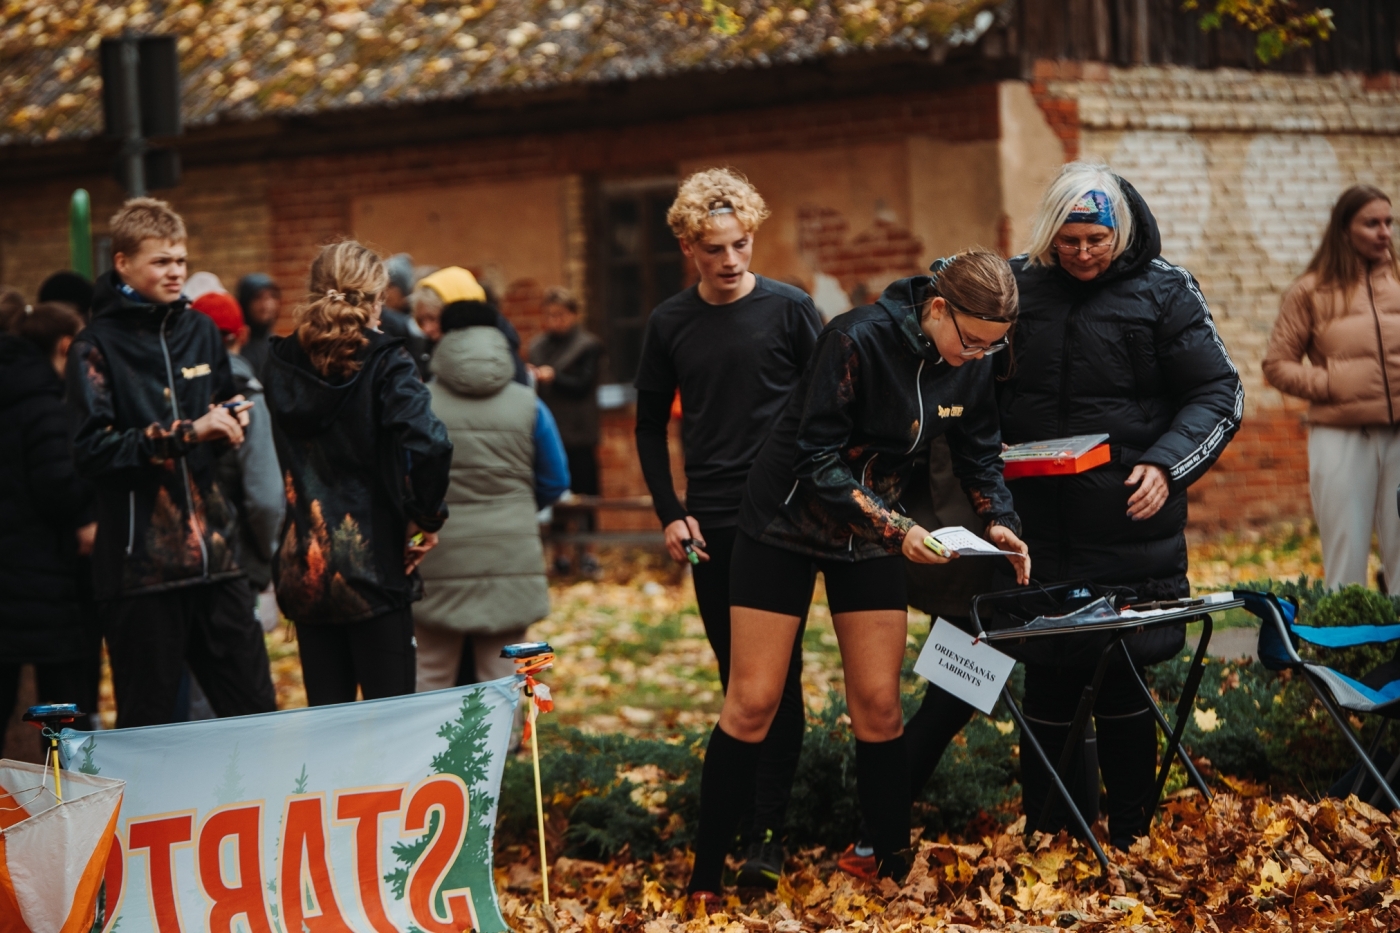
998, 180, 1243, 597
0, 335, 95, 659
67, 272, 244, 600
263, 330, 452, 626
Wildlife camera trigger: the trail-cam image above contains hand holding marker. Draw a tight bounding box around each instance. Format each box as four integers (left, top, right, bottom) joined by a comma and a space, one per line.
923, 534, 956, 559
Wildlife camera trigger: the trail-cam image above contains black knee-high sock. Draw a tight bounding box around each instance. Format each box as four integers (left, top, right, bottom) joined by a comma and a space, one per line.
749, 626, 806, 840
689, 725, 763, 894
905, 684, 977, 800
856, 736, 911, 879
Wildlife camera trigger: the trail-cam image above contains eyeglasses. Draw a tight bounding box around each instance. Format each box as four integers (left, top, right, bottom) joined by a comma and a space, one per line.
945, 301, 1010, 357
1051, 239, 1113, 256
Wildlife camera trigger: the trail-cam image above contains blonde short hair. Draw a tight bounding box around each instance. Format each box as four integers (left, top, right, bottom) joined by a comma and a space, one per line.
666, 168, 770, 243
110, 197, 187, 258
1023, 162, 1134, 267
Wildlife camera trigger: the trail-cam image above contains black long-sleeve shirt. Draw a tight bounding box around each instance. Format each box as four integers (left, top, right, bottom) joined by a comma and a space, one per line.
632, 276, 821, 529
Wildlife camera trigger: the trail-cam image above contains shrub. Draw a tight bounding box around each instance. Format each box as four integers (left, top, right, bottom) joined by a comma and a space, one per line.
496, 576, 1399, 860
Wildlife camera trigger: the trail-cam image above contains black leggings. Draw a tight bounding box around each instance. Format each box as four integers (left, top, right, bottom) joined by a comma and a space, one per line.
690, 525, 806, 839
296, 608, 417, 706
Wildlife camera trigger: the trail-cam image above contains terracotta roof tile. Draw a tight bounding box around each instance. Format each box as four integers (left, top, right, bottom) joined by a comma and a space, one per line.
0, 0, 999, 145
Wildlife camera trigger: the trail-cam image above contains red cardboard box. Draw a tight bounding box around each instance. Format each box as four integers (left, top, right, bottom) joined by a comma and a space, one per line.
1002, 434, 1111, 480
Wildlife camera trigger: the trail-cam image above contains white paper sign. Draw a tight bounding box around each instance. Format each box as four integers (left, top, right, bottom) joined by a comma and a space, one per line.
914, 617, 1017, 714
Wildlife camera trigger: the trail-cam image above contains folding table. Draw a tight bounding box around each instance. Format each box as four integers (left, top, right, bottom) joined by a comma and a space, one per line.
969, 583, 1243, 872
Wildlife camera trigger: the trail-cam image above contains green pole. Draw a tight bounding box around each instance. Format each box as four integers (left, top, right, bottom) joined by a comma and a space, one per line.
69, 188, 93, 279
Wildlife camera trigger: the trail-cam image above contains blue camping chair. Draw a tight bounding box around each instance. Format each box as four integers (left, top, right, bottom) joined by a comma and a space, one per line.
1236, 589, 1400, 812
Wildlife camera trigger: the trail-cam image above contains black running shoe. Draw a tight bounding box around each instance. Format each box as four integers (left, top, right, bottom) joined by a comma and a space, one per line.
735, 830, 784, 890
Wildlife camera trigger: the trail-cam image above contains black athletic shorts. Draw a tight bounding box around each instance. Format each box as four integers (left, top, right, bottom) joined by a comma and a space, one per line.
730, 531, 908, 617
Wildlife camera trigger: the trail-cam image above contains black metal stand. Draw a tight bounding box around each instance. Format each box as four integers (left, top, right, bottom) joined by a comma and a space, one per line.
973, 596, 1239, 873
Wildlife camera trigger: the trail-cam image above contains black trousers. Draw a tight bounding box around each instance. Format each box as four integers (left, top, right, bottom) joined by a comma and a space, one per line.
1021, 659, 1158, 848
565, 445, 600, 497
296, 607, 417, 706
691, 524, 808, 839
102, 577, 277, 728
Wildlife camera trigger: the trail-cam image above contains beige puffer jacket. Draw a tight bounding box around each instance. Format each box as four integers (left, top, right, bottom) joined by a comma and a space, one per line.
1263, 265, 1400, 426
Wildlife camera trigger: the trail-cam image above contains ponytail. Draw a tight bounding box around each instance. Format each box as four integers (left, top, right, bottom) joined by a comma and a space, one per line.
295, 241, 388, 379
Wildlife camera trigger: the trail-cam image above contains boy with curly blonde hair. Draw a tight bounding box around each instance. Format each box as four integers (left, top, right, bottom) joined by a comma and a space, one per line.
634, 168, 822, 890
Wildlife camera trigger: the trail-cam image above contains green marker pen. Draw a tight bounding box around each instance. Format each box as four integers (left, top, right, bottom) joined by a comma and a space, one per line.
681, 538, 701, 565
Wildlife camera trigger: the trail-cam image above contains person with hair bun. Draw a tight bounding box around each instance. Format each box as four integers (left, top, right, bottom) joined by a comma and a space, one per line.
687, 249, 1030, 899
1000, 161, 1242, 850
634, 168, 823, 888
1264, 185, 1400, 590
263, 240, 453, 706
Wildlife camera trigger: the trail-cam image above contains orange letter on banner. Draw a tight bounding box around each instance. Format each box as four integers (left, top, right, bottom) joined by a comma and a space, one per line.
128, 813, 194, 933
197, 805, 275, 933
402, 775, 477, 933
279, 795, 354, 933
101, 831, 125, 933
334, 787, 404, 933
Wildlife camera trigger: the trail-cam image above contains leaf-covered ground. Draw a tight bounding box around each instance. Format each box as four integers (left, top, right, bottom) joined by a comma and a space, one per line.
69, 521, 1398, 930
497, 787, 1400, 931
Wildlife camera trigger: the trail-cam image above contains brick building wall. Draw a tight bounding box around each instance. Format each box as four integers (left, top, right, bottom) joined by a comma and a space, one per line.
6, 67, 1400, 536
1029, 63, 1400, 531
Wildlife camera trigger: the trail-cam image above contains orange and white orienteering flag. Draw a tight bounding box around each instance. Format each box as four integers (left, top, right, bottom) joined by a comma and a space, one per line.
0, 760, 124, 933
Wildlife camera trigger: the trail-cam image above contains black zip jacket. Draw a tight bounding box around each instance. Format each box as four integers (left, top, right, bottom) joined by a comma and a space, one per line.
997, 179, 1243, 595
264, 330, 452, 625
0, 336, 95, 660
739, 276, 1020, 561
68, 272, 242, 600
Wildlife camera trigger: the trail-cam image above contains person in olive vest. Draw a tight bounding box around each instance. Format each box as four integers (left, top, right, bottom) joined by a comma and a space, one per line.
415, 300, 571, 688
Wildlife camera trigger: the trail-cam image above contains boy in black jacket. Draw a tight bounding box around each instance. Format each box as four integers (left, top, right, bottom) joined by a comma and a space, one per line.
68, 198, 277, 727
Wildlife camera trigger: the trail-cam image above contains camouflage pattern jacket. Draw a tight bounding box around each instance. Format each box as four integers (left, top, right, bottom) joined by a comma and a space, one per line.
68, 272, 243, 599
263, 330, 451, 625
738, 276, 1020, 562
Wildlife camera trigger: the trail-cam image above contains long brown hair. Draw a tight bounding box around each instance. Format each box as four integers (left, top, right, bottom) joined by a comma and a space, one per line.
1306, 185, 1399, 294
295, 241, 388, 379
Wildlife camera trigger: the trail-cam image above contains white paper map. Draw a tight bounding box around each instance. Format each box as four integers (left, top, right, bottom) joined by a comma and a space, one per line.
929, 525, 1017, 556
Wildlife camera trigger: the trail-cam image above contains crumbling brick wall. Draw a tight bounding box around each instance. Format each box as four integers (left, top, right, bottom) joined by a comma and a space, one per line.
1031, 63, 1400, 532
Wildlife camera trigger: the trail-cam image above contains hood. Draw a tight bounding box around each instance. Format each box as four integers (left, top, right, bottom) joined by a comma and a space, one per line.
1062, 176, 1162, 289
90, 269, 189, 326
876, 275, 943, 360
431, 326, 515, 398
236, 270, 277, 332
0, 334, 61, 409
264, 329, 397, 437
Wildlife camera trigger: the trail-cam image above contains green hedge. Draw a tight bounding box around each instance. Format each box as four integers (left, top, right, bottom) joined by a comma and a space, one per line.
498, 577, 1398, 856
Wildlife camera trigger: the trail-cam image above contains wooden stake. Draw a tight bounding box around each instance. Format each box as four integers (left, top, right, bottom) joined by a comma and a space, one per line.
528, 691, 550, 906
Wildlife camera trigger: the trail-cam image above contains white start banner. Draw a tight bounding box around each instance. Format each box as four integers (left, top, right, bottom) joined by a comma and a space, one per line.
914, 617, 1017, 715
57, 678, 520, 933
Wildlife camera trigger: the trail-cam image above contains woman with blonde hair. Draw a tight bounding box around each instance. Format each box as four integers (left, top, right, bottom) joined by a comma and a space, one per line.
998, 161, 1242, 849
686, 248, 1031, 899
263, 240, 453, 706
1264, 186, 1400, 590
